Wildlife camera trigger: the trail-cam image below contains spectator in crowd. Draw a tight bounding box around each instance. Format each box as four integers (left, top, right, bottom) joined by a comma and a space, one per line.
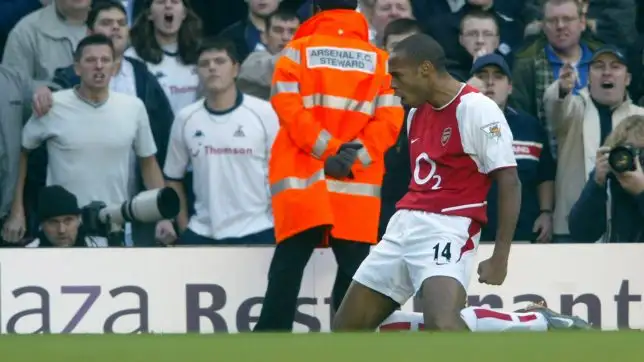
370, 0, 412, 46
25, 185, 108, 247
128, 0, 202, 220
472, 54, 555, 243
427, 1, 524, 71
254, 0, 403, 331
381, 17, 418, 53
127, 0, 201, 114
543, 46, 644, 242
377, 17, 415, 238
219, 0, 282, 62
568, 115, 644, 243
2, 0, 90, 82
524, 0, 637, 51
0, 65, 35, 245
237, 9, 300, 100
512, 0, 601, 157
0, 0, 43, 60
2, 34, 175, 246
414, 0, 531, 31
164, 38, 278, 245
449, 9, 504, 81
32, 0, 174, 246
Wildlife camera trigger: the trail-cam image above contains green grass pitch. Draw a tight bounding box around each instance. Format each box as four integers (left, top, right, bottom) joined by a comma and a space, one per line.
0, 332, 642, 361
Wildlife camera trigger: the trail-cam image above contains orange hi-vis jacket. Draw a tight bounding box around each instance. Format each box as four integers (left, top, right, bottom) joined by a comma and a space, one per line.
269, 9, 404, 244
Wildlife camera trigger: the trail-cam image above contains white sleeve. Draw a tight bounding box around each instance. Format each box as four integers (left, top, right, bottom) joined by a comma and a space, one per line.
163, 114, 189, 180
21, 115, 51, 150
263, 104, 279, 149
134, 102, 158, 157
457, 94, 516, 174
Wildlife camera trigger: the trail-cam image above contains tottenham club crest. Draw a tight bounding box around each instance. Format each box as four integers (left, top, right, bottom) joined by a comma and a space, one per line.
441, 127, 452, 146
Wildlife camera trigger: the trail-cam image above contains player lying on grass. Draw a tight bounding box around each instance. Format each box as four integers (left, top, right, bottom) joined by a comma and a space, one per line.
332, 33, 590, 333
378, 301, 591, 331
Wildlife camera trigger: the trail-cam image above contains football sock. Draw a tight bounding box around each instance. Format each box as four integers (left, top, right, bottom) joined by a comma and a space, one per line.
379, 311, 424, 331
378, 308, 548, 332
459, 306, 548, 332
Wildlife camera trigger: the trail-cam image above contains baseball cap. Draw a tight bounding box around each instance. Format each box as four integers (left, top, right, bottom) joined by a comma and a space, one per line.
591, 45, 627, 65
470, 53, 512, 80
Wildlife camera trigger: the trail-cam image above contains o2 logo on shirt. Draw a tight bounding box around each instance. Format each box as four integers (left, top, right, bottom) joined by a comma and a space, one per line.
414, 152, 442, 190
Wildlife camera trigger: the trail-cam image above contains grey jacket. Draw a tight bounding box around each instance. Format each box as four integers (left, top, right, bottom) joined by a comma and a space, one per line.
237, 50, 278, 101
2, 4, 86, 82
0, 66, 33, 218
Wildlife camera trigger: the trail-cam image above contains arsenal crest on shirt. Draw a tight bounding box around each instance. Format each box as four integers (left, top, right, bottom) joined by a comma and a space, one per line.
441, 127, 452, 146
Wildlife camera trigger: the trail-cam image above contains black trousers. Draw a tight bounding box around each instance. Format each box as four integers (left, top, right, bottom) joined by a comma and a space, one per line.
253, 226, 371, 331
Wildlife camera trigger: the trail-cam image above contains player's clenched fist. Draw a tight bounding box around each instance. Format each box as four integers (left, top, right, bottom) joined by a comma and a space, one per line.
477, 257, 508, 285
558, 63, 576, 95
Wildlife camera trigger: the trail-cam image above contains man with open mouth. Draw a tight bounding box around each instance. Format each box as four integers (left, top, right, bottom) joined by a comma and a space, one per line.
543, 45, 644, 243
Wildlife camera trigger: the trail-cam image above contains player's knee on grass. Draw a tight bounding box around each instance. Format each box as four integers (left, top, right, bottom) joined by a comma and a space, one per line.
419, 276, 469, 331
332, 281, 399, 331
423, 309, 465, 331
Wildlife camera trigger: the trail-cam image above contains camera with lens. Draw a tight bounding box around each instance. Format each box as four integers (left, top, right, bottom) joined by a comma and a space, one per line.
608, 145, 644, 173
81, 187, 180, 246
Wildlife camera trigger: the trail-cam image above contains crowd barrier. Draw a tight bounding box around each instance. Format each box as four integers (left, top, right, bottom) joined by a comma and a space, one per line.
0, 244, 642, 333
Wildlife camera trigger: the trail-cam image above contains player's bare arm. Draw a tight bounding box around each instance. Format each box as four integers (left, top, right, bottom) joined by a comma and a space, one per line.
478, 167, 520, 285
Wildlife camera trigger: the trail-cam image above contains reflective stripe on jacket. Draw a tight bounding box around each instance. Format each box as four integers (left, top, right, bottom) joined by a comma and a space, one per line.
269, 9, 404, 244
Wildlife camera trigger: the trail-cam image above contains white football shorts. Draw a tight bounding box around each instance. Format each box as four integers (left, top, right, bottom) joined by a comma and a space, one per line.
353, 209, 481, 305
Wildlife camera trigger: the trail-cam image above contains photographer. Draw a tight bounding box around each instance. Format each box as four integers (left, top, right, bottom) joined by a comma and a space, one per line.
543, 45, 644, 242
25, 185, 107, 248
568, 115, 644, 243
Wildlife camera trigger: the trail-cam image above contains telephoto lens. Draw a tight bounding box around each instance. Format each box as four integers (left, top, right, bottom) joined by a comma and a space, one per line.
608, 146, 637, 173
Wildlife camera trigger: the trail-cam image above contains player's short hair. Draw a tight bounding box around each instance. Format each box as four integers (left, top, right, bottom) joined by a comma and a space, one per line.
313, 0, 358, 11
87, 0, 127, 30
266, 9, 300, 32
383, 19, 421, 48
459, 9, 499, 34
74, 34, 116, 62
196, 37, 240, 64
542, 0, 584, 16
392, 33, 447, 72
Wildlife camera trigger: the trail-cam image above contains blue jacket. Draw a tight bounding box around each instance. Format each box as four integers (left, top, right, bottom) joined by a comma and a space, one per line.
569, 170, 644, 243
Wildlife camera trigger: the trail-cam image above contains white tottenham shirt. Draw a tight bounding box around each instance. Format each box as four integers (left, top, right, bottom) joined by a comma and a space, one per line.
21, 89, 158, 208
163, 93, 279, 239
125, 45, 199, 114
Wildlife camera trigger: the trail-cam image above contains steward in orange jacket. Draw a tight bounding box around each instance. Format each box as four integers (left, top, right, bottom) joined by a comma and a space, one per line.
254, 0, 404, 332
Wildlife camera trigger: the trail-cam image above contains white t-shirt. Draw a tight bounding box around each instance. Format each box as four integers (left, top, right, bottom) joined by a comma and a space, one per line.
22, 89, 158, 207
163, 93, 279, 239
26, 236, 109, 247
125, 46, 199, 114
109, 60, 139, 198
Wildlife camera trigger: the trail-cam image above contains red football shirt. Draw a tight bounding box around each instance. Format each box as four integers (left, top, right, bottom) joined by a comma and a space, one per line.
396, 84, 517, 225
